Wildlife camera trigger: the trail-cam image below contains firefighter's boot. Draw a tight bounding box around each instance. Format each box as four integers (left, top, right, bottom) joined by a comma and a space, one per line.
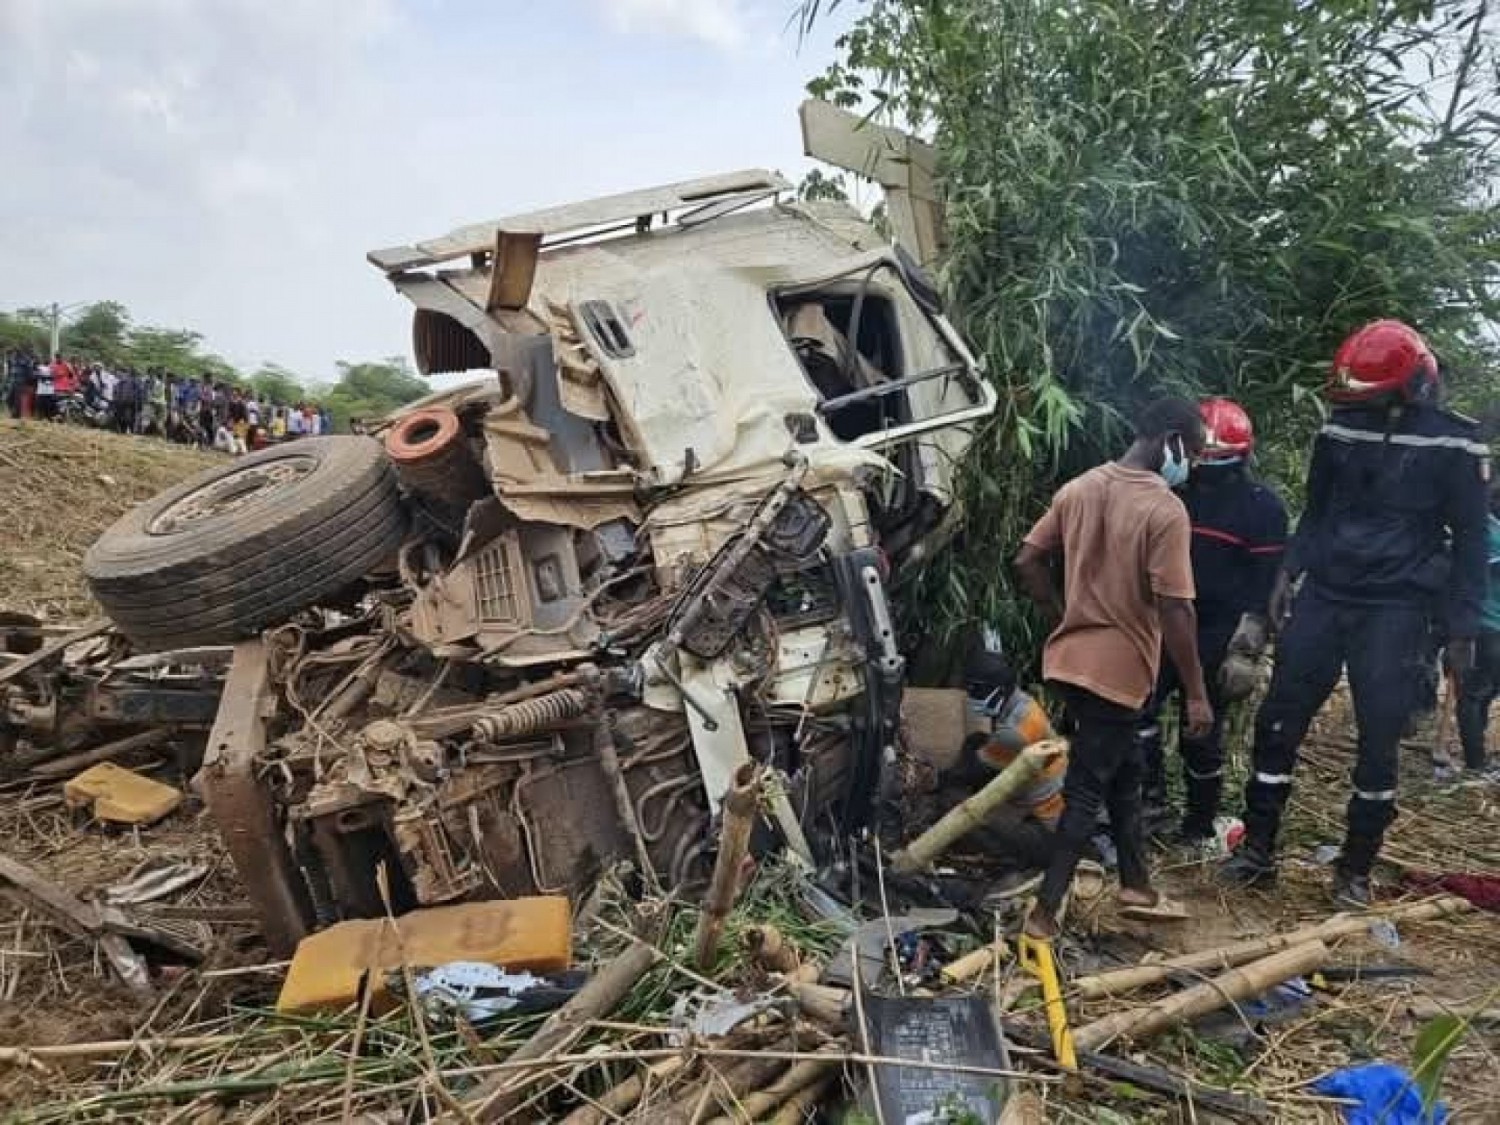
1331, 835, 1381, 910
1217, 835, 1277, 890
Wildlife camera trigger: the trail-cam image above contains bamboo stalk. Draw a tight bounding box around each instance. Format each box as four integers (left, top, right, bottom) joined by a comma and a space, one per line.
663, 1041, 791, 1125
693, 763, 761, 970
767, 1073, 838, 1125
890, 740, 1064, 874
785, 980, 851, 1027
705, 1052, 840, 1124
457, 933, 661, 1123
941, 937, 1011, 985
1072, 895, 1471, 999
557, 1056, 688, 1125
744, 923, 800, 974
1073, 940, 1329, 1052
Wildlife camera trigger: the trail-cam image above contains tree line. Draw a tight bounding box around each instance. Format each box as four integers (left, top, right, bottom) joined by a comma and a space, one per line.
0, 301, 429, 430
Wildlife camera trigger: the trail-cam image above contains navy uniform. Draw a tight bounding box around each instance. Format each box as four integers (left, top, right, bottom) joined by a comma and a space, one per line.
1139, 398, 1288, 840
1222, 321, 1490, 906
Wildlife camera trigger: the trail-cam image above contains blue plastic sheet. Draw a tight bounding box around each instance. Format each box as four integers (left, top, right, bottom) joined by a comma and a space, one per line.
1312, 1063, 1448, 1125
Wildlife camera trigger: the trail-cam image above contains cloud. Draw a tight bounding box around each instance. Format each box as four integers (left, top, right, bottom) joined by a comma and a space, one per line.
595, 0, 757, 51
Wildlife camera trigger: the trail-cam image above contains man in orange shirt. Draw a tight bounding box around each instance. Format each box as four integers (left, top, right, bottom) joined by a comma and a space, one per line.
1014, 397, 1212, 937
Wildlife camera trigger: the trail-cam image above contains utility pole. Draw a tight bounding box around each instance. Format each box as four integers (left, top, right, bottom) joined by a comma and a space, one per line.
48, 302, 61, 358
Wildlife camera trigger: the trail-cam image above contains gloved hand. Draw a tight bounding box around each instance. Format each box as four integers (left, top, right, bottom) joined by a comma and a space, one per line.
1219, 613, 1269, 703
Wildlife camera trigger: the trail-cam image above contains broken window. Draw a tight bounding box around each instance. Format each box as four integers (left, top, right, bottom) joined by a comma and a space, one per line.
775, 262, 983, 449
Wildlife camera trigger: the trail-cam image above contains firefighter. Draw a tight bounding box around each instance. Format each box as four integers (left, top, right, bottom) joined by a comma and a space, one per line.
1220, 321, 1490, 907
1138, 398, 1288, 844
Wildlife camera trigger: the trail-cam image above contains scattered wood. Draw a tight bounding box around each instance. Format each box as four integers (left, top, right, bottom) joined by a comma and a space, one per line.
458, 929, 661, 1123
768, 1072, 839, 1125
941, 937, 1010, 985
1, 1034, 246, 1065
1073, 940, 1330, 1052
1406, 998, 1500, 1024
998, 1090, 1048, 1125
890, 740, 1064, 874
556, 1056, 687, 1125
692, 763, 761, 970
1073, 895, 1472, 999
784, 979, 851, 1027
704, 1049, 840, 1124
744, 922, 801, 974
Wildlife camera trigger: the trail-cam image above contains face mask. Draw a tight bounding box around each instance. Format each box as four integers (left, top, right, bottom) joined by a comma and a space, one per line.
1160, 435, 1191, 488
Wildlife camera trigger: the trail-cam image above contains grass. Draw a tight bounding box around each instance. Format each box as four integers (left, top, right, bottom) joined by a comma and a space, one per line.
0, 420, 219, 620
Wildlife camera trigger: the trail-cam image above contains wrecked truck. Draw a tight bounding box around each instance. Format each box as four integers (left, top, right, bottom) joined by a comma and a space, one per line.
81, 169, 997, 955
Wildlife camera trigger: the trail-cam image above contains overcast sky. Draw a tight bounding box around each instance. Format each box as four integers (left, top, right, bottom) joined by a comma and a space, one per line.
0, 0, 848, 381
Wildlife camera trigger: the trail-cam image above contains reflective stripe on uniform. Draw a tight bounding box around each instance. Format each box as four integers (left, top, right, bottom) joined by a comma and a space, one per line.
1321, 424, 1489, 457
1185, 766, 1223, 781
1255, 771, 1294, 785
1354, 788, 1397, 802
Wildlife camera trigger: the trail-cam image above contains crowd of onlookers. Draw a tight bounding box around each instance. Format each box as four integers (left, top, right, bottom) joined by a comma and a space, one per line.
2, 349, 333, 454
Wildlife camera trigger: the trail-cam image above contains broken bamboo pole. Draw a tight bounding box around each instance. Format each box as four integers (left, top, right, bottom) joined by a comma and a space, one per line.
941, 937, 1011, 985
890, 740, 1064, 874
1073, 940, 1329, 1052
1073, 894, 1471, 999
704, 1050, 841, 1124
657, 1038, 792, 1125
744, 922, 800, 974
693, 763, 761, 970
457, 933, 660, 1123
556, 1056, 688, 1125
768, 1072, 838, 1125
784, 979, 851, 1027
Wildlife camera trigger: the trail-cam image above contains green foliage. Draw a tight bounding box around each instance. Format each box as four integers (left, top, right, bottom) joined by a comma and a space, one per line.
798, 167, 853, 202
803, 0, 1500, 665
247, 363, 309, 407
64, 301, 130, 363
1412, 1013, 1462, 1116
0, 309, 48, 355
320, 358, 428, 430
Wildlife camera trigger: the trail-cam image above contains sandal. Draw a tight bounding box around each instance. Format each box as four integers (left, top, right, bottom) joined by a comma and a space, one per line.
1117, 890, 1190, 922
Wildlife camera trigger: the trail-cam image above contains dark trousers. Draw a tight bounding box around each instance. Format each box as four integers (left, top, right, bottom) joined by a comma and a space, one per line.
1037, 684, 1150, 915
1138, 619, 1235, 835
1457, 630, 1500, 770
1243, 584, 1427, 866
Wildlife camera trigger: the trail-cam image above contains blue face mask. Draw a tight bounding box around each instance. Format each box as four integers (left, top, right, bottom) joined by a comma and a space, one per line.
1160, 435, 1191, 488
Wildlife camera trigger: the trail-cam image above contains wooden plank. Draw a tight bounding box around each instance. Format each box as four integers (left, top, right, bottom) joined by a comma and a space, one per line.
367, 168, 789, 272
0, 850, 105, 934
486, 230, 543, 311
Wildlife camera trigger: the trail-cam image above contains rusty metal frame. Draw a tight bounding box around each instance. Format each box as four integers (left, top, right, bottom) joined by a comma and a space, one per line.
196, 640, 313, 956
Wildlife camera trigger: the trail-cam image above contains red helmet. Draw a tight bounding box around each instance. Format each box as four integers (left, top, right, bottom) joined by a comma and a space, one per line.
1328, 320, 1438, 403
1198, 397, 1253, 462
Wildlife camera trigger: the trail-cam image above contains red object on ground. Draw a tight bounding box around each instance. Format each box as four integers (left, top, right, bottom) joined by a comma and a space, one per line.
1406, 872, 1500, 913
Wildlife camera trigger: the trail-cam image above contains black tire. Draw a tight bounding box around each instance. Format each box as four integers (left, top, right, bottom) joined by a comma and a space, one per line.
84, 437, 407, 650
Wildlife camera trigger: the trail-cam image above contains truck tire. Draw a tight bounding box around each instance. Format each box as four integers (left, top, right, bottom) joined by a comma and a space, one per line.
84, 437, 407, 650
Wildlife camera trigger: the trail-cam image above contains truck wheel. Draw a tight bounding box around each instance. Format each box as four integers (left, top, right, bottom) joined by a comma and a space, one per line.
84, 437, 407, 650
